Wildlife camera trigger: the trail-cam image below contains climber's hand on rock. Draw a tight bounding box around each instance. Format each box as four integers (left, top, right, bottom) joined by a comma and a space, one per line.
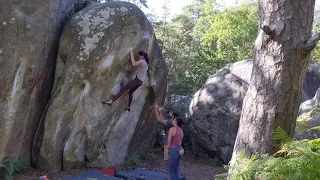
155, 104, 159, 111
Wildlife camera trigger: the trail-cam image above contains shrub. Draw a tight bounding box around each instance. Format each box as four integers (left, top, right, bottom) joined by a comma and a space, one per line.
216, 127, 320, 180
0, 158, 23, 180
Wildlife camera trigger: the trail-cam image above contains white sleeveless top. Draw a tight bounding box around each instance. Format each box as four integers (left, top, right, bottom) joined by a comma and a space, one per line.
136, 60, 148, 81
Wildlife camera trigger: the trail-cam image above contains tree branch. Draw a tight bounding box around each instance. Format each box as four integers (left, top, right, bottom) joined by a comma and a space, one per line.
306, 33, 320, 51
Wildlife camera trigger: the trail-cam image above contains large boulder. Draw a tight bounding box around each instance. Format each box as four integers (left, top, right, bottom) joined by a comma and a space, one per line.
301, 64, 320, 104
0, 0, 84, 165
187, 59, 320, 163
34, 2, 167, 172
188, 60, 252, 163
295, 86, 320, 140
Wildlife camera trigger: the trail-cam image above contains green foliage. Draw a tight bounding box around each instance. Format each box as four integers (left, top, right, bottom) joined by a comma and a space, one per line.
164, 95, 191, 119
198, 1, 258, 62
216, 127, 320, 180
273, 126, 294, 146
310, 126, 320, 133
154, 0, 258, 95
0, 158, 23, 180
296, 107, 320, 134
155, 2, 202, 95
125, 155, 140, 166
309, 138, 320, 151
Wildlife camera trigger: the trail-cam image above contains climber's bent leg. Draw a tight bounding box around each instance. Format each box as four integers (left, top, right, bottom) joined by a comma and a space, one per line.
128, 78, 143, 108
112, 78, 139, 102
103, 77, 143, 107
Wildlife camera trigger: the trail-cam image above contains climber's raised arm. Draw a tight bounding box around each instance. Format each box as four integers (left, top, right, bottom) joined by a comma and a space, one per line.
155, 105, 166, 125
130, 50, 142, 66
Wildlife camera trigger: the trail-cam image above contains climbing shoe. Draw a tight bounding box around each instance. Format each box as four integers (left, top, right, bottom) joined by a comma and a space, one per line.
102, 101, 112, 106
125, 107, 131, 111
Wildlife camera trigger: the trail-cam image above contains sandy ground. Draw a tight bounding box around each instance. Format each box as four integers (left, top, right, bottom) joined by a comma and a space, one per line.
13, 149, 227, 180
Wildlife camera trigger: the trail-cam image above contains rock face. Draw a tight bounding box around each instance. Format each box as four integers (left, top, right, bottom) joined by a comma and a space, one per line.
188, 59, 320, 163
34, 2, 167, 172
294, 64, 320, 140
0, 0, 84, 165
301, 64, 320, 104
188, 60, 252, 163
295, 86, 320, 140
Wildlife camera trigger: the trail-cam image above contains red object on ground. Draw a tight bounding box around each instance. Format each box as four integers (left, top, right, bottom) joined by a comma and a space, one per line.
101, 168, 116, 176
39, 176, 49, 180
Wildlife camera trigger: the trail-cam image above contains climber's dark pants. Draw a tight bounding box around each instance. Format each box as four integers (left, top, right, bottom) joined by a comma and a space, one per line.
112, 76, 143, 107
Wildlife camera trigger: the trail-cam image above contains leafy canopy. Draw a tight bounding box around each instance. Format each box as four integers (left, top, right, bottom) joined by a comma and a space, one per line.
153, 0, 258, 95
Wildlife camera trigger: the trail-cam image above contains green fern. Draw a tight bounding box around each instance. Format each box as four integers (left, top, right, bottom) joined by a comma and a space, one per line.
309, 126, 320, 133
0, 158, 22, 180
309, 138, 320, 151
125, 155, 140, 166
273, 127, 294, 145
296, 107, 320, 133
217, 127, 320, 180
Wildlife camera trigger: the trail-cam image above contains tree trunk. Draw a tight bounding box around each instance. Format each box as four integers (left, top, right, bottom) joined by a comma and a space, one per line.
232, 0, 318, 160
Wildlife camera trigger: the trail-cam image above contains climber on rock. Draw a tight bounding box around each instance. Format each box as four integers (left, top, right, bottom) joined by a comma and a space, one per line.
102, 50, 149, 112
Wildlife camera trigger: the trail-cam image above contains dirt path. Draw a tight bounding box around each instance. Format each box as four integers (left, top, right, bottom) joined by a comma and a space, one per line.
134, 153, 227, 180
14, 151, 227, 180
